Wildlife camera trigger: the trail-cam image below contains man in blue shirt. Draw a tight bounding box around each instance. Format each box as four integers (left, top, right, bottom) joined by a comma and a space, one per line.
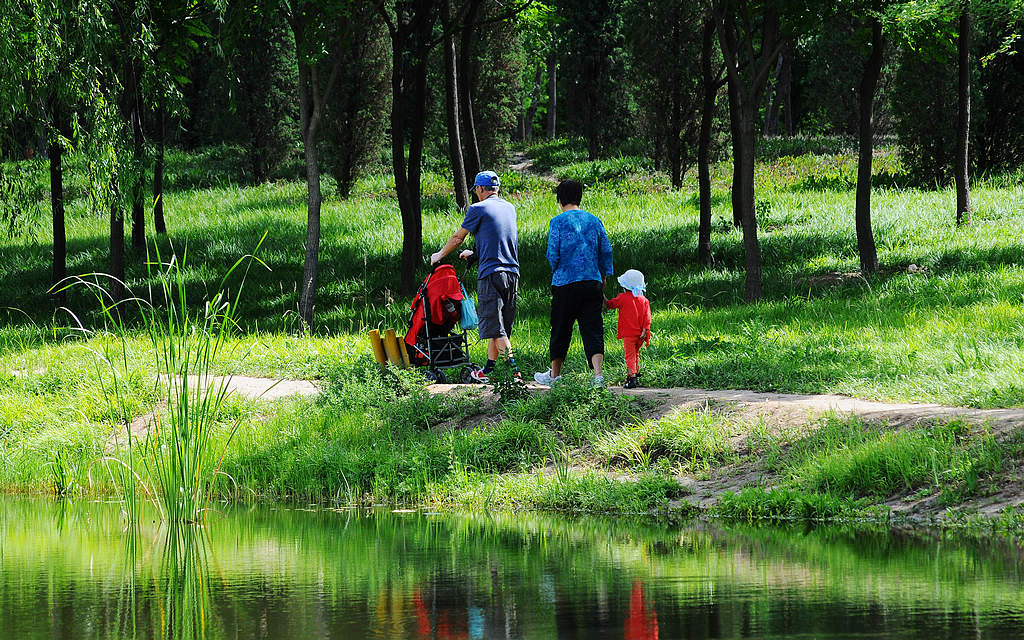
534, 179, 614, 387
430, 170, 519, 382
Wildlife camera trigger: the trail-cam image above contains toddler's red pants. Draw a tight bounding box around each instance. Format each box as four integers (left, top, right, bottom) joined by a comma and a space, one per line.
623, 336, 644, 376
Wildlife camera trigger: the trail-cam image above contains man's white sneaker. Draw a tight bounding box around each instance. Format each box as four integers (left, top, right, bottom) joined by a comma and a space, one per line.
592, 375, 605, 388
533, 369, 561, 387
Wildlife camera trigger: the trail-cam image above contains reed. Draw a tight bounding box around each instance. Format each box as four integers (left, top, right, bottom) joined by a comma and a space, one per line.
58, 237, 266, 522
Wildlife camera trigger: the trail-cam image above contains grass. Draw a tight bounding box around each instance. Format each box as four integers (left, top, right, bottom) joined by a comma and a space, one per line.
714, 413, 1012, 522
219, 366, 675, 513
3, 136, 1024, 519
593, 407, 734, 472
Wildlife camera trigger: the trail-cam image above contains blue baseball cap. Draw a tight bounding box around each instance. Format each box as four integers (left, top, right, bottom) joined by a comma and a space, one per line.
472, 170, 500, 188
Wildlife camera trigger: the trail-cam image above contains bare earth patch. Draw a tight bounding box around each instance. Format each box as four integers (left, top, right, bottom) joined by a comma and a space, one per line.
108, 376, 319, 448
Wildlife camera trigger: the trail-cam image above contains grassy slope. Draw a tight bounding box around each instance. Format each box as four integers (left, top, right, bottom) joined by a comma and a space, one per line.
2, 139, 1024, 523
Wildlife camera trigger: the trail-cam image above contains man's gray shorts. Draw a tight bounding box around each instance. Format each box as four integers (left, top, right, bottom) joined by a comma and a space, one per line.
477, 272, 518, 340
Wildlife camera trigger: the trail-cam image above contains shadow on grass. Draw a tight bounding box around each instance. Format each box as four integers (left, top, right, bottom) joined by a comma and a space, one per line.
4, 208, 1024, 342
792, 170, 913, 193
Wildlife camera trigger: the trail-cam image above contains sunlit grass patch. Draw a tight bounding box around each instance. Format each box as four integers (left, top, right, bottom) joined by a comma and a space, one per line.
593, 408, 734, 471
434, 469, 683, 515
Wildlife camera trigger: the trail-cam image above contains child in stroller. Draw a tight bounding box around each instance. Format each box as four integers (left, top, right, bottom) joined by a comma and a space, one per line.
403, 263, 482, 383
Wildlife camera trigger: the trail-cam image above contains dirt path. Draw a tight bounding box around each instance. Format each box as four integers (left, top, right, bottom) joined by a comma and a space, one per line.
115, 377, 1023, 442
108, 376, 319, 449
428, 383, 1024, 433
508, 151, 555, 181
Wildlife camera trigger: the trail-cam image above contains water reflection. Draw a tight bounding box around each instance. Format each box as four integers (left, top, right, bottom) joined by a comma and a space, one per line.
3, 498, 1024, 639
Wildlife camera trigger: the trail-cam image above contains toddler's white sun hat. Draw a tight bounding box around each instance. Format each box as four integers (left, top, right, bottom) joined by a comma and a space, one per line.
617, 269, 646, 297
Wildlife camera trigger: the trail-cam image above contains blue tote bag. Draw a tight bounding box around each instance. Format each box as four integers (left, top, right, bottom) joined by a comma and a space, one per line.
459, 284, 478, 330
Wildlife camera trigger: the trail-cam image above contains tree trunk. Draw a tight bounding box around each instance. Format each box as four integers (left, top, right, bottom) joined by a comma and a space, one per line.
955, 6, 971, 227
443, 24, 469, 210
525, 63, 542, 141
49, 109, 66, 302
391, 29, 416, 292
547, 48, 557, 139
458, 0, 482, 178
764, 52, 784, 136
402, 52, 430, 293
668, 22, 684, 190
715, 0, 779, 302
697, 19, 716, 268
855, 19, 883, 275
737, 108, 762, 302
129, 68, 146, 252
727, 75, 743, 228
780, 50, 794, 136
297, 61, 324, 330
109, 184, 126, 304
153, 96, 167, 234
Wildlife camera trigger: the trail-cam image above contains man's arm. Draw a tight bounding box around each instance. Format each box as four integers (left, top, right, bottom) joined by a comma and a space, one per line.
430, 227, 470, 265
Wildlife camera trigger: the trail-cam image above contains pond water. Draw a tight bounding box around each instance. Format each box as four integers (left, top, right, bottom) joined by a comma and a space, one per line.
3, 497, 1024, 639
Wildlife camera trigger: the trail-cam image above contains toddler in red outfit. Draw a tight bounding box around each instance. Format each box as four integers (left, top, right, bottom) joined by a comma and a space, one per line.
605, 269, 651, 389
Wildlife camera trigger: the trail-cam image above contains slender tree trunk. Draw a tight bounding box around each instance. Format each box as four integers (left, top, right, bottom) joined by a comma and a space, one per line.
855, 19, 883, 275
390, 13, 428, 295
109, 182, 126, 303
458, 0, 481, 177
48, 108, 66, 302
525, 63, 542, 141
391, 29, 416, 291
129, 68, 146, 251
385, 2, 438, 293
764, 52, 784, 136
547, 48, 557, 139
667, 20, 684, 189
402, 52, 430, 291
443, 23, 469, 210
715, 1, 778, 302
780, 50, 793, 136
737, 108, 762, 302
955, 6, 971, 227
697, 20, 716, 268
297, 61, 324, 330
153, 96, 167, 234
727, 76, 743, 228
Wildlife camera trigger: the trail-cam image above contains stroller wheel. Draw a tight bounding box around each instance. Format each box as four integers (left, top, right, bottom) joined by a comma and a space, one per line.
424, 368, 447, 384
460, 365, 482, 384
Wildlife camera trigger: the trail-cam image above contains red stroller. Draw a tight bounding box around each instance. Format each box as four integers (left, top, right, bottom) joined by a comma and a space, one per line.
404, 263, 481, 383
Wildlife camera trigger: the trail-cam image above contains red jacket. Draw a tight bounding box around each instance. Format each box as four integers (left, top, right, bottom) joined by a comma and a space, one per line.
405, 264, 464, 346
606, 292, 651, 343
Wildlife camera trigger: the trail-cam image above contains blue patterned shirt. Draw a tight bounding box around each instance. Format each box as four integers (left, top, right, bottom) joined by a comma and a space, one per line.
546, 209, 614, 286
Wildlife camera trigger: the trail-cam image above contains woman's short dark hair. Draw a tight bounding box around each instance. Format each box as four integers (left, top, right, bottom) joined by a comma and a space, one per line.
555, 180, 583, 206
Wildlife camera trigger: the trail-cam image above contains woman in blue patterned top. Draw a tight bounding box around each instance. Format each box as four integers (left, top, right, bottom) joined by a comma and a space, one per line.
534, 180, 614, 387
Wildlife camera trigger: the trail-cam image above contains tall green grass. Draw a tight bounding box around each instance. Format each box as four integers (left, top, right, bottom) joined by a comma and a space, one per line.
58, 240, 266, 522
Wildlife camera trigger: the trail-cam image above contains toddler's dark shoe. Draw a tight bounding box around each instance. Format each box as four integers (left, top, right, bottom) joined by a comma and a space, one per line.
623, 374, 639, 389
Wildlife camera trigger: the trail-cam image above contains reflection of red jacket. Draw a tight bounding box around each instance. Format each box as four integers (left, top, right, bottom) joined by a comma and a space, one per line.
406, 265, 464, 346
413, 589, 468, 640
624, 582, 658, 640
606, 293, 651, 343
